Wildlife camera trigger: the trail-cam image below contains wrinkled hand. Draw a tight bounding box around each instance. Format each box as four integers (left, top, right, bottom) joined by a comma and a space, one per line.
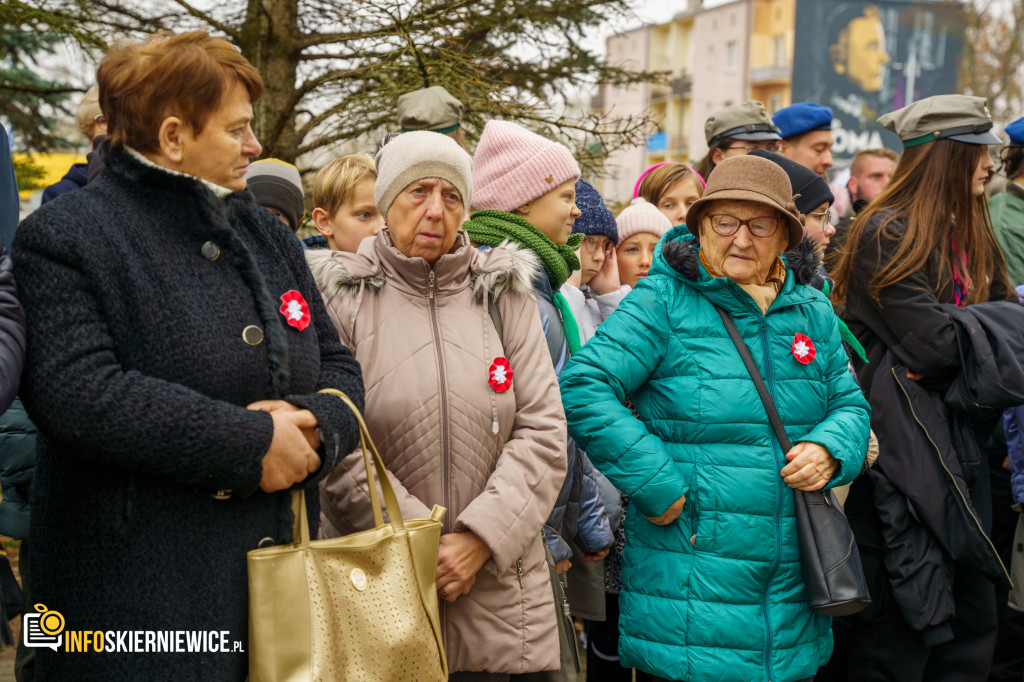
436, 532, 492, 602
583, 548, 610, 562
588, 249, 621, 296
255, 409, 321, 492
644, 494, 686, 526
781, 441, 838, 491
248, 399, 320, 450
555, 559, 572, 574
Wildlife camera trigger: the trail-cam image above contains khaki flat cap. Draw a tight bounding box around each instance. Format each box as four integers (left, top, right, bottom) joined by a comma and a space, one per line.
879, 95, 1002, 147
705, 100, 782, 146
397, 86, 463, 133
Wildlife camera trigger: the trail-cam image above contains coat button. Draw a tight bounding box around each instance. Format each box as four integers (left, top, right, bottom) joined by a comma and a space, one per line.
201, 241, 221, 261
242, 325, 264, 345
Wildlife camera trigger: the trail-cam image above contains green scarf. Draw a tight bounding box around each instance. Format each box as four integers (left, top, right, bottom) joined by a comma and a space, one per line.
464, 210, 584, 355
821, 279, 868, 364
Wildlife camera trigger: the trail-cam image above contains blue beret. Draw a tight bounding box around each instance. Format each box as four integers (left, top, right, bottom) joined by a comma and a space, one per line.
1006, 117, 1024, 146
772, 102, 833, 139
572, 179, 618, 243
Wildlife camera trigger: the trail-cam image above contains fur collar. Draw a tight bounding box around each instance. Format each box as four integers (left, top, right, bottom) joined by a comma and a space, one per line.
305, 237, 539, 303
662, 234, 827, 289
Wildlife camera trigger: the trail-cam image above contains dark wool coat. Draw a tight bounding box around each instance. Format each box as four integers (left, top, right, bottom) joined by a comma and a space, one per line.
12, 145, 364, 681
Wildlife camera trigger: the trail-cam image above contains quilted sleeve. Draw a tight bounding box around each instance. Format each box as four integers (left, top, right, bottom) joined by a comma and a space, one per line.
454, 289, 568, 573
559, 281, 687, 519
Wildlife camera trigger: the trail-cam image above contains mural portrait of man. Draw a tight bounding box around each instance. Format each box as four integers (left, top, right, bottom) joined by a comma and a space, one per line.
829, 5, 891, 92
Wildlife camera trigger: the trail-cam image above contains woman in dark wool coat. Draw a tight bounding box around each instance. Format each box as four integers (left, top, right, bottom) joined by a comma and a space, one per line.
11, 31, 363, 681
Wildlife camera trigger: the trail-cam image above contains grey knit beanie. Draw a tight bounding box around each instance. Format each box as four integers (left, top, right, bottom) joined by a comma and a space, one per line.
374, 131, 473, 216
246, 159, 304, 230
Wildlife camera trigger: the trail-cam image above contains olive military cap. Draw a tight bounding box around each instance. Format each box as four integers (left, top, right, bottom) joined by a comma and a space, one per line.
879, 95, 1002, 148
705, 101, 782, 147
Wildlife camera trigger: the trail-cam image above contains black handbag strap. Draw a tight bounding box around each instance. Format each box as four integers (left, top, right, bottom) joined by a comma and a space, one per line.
714, 305, 794, 452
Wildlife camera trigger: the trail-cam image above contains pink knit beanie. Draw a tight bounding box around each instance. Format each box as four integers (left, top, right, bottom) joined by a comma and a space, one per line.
615, 197, 673, 246
472, 120, 581, 212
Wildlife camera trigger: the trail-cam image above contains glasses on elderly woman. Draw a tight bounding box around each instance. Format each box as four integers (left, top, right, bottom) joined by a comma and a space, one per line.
707, 214, 781, 238
581, 235, 615, 256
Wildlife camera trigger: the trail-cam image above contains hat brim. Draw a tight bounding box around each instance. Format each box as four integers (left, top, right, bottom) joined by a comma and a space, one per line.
730, 131, 782, 141
685, 188, 804, 251
948, 130, 1003, 145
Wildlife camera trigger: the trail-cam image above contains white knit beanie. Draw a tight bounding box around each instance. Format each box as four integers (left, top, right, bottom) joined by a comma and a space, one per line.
471, 120, 580, 212
374, 131, 473, 216
615, 197, 673, 246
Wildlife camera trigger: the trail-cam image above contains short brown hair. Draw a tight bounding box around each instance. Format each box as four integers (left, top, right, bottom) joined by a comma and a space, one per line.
636, 162, 704, 207
97, 31, 263, 152
849, 148, 899, 177
313, 155, 377, 217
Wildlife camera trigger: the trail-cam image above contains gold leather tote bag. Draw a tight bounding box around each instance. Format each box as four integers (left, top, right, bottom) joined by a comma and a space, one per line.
247, 389, 448, 681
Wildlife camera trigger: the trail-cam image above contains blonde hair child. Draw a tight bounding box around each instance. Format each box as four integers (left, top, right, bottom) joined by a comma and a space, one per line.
312, 154, 382, 252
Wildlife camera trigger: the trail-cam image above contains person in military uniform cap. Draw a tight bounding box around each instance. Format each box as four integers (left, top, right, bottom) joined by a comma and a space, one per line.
990, 116, 1024, 285
693, 100, 781, 181
773, 102, 835, 178
831, 93, 1015, 682
396, 85, 468, 150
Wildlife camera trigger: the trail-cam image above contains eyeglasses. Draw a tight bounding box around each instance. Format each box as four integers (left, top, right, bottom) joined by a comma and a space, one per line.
707, 214, 781, 238
581, 235, 614, 256
807, 208, 833, 225
724, 142, 781, 153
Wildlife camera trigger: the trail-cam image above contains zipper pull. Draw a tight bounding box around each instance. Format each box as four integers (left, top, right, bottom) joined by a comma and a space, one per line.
562, 594, 572, 618
516, 559, 524, 588
428, 270, 436, 299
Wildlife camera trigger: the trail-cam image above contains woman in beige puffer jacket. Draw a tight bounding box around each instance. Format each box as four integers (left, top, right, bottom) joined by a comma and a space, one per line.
309, 131, 567, 679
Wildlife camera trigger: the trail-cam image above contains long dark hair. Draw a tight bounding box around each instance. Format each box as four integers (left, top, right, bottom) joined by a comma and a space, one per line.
832, 138, 1011, 306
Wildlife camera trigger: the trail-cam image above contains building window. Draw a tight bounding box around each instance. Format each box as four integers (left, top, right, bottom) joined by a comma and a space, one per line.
772, 35, 786, 67
768, 93, 782, 114
726, 41, 738, 71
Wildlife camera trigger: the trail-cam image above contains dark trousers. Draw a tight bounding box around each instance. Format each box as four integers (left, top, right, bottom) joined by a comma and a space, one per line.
844, 543, 998, 682
584, 592, 654, 682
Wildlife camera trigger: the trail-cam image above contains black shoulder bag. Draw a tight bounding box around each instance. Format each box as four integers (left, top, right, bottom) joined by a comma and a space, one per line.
715, 305, 871, 617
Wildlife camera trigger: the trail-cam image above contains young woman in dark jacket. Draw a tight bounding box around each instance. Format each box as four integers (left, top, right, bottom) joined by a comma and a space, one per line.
11, 32, 363, 681
832, 95, 1015, 681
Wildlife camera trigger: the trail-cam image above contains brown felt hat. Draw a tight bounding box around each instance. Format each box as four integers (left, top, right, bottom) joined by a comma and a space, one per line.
685, 155, 804, 251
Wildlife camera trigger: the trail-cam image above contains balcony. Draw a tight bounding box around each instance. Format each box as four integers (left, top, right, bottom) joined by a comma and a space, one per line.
650, 74, 692, 100
749, 65, 791, 84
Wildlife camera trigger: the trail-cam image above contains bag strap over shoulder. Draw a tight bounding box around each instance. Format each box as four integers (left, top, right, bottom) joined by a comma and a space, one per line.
713, 305, 793, 452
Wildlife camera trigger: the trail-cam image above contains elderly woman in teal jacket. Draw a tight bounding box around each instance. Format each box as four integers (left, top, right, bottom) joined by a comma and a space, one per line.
559, 155, 870, 682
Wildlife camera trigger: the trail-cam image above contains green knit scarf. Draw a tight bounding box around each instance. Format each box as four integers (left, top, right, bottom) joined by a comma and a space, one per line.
464, 210, 584, 355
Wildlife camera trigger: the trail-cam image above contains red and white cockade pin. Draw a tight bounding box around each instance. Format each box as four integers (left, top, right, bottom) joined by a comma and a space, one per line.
791, 333, 816, 364
279, 290, 311, 331
488, 357, 513, 393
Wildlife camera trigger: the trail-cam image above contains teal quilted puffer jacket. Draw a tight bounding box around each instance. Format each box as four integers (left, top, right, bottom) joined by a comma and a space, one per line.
559, 228, 870, 682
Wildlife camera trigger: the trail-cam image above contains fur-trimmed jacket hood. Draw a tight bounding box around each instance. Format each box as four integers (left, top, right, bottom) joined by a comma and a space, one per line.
308, 228, 567, 674
661, 231, 830, 291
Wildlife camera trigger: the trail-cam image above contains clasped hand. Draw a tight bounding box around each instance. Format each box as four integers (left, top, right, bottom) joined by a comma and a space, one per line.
247, 400, 321, 493
436, 532, 492, 603
780, 441, 838, 491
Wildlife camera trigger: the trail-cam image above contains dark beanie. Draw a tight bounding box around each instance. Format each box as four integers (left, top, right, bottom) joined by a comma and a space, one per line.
245, 159, 305, 231
748, 149, 833, 215
572, 179, 618, 243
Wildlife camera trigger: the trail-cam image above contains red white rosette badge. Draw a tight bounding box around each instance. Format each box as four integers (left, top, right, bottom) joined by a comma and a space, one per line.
791, 333, 816, 364
488, 357, 513, 393
279, 290, 311, 331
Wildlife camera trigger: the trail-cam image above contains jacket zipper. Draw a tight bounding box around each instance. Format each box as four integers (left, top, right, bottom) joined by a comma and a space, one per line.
758, 321, 780, 682
429, 269, 452, 644
890, 368, 1012, 586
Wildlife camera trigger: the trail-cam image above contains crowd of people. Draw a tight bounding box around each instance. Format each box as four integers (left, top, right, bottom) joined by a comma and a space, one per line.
1, 29, 1023, 682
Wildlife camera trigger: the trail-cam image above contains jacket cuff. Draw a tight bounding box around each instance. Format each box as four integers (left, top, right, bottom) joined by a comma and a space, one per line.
921, 623, 954, 647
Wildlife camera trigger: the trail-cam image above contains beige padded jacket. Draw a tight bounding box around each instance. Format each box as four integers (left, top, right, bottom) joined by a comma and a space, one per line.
307, 230, 566, 674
